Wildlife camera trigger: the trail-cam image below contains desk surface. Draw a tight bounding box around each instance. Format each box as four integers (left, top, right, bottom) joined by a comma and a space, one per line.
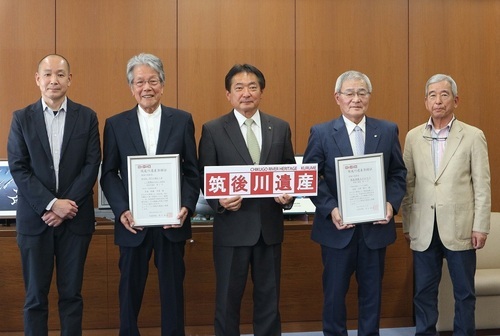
0, 215, 316, 237
1, 214, 404, 237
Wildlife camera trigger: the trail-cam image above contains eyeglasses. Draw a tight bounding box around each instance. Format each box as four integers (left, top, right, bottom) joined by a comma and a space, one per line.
338, 90, 371, 99
423, 135, 448, 141
133, 78, 161, 87
426, 92, 453, 101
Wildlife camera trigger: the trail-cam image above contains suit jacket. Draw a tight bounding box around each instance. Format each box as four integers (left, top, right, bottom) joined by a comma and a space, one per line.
303, 115, 407, 249
100, 105, 199, 247
401, 120, 491, 251
198, 111, 295, 247
7, 98, 101, 235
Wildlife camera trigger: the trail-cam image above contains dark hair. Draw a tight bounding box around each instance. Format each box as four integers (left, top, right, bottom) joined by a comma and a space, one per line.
224, 64, 265, 91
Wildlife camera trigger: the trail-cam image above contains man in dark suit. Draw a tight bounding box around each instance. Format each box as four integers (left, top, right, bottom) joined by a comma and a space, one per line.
198, 64, 295, 336
303, 70, 406, 336
100, 53, 199, 336
7, 54, 101, 336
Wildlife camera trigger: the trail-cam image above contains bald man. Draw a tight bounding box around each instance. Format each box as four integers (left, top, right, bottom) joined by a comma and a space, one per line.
7, 54, 101, 336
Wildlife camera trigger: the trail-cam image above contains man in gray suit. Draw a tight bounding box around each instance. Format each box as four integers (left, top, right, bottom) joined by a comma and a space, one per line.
7, 54, 101, 336
198, 64, 295, 336
402, 74, 491, 336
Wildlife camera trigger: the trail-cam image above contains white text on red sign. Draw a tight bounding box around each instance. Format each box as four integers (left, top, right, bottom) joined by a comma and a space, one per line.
203, 164, 318, 199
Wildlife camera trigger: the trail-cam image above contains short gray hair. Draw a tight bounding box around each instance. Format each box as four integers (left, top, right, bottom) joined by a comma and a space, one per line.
334, 70, 372, 93
126, 53, 165, 85
425, 74, 458, 97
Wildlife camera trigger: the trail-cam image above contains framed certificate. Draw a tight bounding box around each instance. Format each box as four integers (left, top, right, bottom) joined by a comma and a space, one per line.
335, 153, 386, 224
127, 154, 181, 227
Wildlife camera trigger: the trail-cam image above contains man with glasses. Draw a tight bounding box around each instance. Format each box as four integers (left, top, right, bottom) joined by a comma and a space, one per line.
402, 74, 491, 335
303, 70, 406, 335
100, 53, 199, 336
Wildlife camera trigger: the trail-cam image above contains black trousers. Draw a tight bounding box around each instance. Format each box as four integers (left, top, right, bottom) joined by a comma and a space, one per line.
213, 236, 282, 336
118, 227, 186, 336
18, 225, 92, 336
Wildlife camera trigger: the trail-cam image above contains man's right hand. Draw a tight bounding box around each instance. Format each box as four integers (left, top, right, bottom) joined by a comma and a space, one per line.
331, 207, 354, 230
51, 199, 78, 219
120, 210, 143, 234
219, 196, 243, 211
42, 211, 64, 227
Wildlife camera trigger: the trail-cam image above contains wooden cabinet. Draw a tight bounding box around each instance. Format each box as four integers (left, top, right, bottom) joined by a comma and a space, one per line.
184, 220, 413, 331
0, 219, 413, 332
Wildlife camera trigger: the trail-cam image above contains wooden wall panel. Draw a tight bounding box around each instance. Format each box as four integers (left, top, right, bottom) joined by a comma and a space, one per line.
295, 0, 409, 154
0, 0, 55, 158
2, 0, 499, 210
184, 224, 413, 328
1, 2, 500, 332
0, 232, 109, 331
54, 0, 179, 140
54, 0, 178, 208
0, 236, 25, 331
177, 0, 296, 147
409, 0, 500, 211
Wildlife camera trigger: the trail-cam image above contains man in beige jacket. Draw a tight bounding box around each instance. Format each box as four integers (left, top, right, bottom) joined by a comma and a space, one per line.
402, 74, 491, 336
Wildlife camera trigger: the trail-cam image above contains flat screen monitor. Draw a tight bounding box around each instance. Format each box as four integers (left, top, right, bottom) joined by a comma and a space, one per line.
0, 161, 18, 218
283, 155, 316, 215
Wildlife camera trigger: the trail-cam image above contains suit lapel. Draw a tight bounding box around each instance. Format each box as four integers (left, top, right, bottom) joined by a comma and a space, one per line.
436, 122, 463, 180
417, 124, 441, 180
156, 105, 173, 154
223, 112, 254, 165
331, 117, 353, 156
60, 99, 77, 158
32, 100, 53, 160
260, 112, 272, 164
364, 117, 381, 154
126, 107, 147, 154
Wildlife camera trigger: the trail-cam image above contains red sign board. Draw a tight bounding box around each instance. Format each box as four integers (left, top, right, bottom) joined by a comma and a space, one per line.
203, 164, 318, 199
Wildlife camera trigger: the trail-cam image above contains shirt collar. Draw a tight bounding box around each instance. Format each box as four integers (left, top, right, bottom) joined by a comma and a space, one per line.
426, 115, 456, 132
138, 104, 162, 118
343, 115, 366, 134
42, 97, 67, 113
234, 109, 261, 128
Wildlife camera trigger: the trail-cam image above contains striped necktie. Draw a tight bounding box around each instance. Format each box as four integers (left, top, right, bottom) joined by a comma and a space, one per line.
353, 126, 365, 156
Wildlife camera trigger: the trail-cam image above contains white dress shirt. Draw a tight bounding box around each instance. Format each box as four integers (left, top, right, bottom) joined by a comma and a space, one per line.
137, 105, 162, 156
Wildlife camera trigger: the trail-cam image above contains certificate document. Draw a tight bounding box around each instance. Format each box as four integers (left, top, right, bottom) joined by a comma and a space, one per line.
127, 154, 181, 226
335, 153, 386, 224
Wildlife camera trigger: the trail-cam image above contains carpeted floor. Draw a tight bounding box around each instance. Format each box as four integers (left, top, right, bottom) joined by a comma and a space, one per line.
247, 327, 416, 336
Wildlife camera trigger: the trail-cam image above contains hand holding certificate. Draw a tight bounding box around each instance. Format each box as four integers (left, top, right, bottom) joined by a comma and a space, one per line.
127, 154, 181, 227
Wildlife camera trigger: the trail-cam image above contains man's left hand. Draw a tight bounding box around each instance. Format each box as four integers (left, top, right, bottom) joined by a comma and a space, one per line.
164, 206, 189, 229
472, 231, 488, 249
373, 202, 394, 225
